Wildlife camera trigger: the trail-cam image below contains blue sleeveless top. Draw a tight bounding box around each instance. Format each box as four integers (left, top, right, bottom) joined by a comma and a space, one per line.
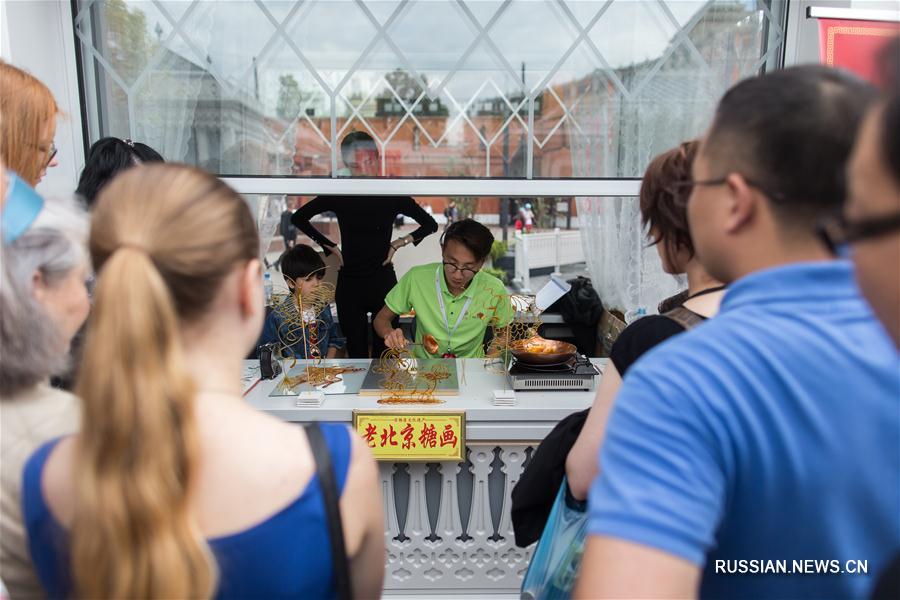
21, 423, 352, 599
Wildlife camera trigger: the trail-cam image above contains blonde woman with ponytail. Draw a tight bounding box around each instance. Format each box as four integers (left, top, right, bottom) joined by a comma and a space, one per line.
20, 164, 385, 598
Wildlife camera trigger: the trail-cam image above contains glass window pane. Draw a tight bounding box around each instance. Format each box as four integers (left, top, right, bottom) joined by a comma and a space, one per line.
76, 0, 784, 178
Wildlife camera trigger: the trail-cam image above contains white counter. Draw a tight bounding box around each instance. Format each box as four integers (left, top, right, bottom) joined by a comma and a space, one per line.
243, 358, 604, 596
244, 358, 603, 440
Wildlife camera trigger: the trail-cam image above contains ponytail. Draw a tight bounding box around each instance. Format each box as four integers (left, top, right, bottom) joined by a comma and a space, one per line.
73, 246, 216, 598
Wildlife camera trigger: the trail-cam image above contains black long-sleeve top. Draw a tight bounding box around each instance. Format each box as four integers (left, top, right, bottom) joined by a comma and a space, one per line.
291, 196, 439, 277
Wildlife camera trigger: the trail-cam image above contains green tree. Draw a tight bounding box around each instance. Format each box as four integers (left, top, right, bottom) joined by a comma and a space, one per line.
276, 74, 303, 120
104, 0, 157, 84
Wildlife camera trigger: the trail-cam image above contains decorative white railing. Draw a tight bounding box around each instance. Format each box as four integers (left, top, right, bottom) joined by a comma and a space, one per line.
382, 443, 534, 594
513, 229, 585, 293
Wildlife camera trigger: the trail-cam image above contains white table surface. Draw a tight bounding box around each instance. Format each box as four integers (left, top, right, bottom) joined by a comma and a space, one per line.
243, 358, 605, 441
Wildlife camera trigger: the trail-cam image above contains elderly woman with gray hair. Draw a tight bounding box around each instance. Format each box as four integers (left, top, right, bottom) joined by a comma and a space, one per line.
0, 169, 90, 597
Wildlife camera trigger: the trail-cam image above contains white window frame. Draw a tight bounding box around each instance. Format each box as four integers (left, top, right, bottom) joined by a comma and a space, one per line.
221, 177, 641, 198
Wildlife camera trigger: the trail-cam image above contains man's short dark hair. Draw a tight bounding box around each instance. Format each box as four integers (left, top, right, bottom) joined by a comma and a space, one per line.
340, 131, 377, 168
875, 35, 900, 185
280, 244, 326, 285
882, 91, 900, 185
876, 34, 899, 91
440, 218, 494, 261
704, 65, 877, 225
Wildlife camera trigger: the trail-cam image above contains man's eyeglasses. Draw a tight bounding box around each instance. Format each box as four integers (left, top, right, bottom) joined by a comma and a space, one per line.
443, 261, 479, 276
816, 212, 900, 256
668, 177, 787, 204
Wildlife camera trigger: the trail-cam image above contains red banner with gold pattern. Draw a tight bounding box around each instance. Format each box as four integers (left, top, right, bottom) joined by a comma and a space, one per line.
818, 18, 900, 87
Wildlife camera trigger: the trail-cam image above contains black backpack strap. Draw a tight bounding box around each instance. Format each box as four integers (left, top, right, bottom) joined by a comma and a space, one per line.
305, 423, 353, 600
663, 306, 705, 331
658, 290, 690, 314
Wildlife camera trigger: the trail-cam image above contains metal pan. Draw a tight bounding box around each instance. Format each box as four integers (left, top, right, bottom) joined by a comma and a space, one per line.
509, 338, 577, 365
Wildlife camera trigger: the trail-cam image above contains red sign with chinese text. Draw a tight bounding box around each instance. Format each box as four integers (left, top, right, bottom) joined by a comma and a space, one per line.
353, 411, 465, 461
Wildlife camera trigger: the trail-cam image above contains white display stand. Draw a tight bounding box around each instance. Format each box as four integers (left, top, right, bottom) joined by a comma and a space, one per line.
244, 358, 604, 596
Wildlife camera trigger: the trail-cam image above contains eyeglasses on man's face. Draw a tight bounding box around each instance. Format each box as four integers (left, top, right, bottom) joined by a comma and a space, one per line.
668, 177, 787, 205
816, 212, 900, 256
442, 261, 480, 277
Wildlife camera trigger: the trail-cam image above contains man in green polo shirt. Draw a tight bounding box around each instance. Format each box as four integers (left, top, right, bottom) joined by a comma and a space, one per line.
374, 219, 514, 358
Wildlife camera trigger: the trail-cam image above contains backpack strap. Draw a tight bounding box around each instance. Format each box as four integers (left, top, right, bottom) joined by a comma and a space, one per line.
658, 290, 690, 314
663, 306, 705, 331
305, 423, 353, 600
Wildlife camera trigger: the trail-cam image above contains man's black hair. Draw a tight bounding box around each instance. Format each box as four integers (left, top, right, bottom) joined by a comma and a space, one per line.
704, 65, 877, 225
876, 35, 900, 184
340, 130, 377, 168
875, 34, 899, 91
440, 218, 494, 261
280, 244, 326, 287
76, 137, 164, 207
882, 91, 900, 185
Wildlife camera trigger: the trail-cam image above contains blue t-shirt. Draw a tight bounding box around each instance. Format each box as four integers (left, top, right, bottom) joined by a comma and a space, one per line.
22, 424, 352, 599
260, 295, 345, 359
588, 261, 900, 599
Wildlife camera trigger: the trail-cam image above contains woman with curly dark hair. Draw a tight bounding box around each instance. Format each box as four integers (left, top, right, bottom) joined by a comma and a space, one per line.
565, 140, 726, 500
512, 141, 727, 548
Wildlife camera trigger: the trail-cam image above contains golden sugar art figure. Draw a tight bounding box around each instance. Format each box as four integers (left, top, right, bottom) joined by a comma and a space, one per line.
373, 337, 449, 405
477, 289, 539, 373
273, 270, 364, 390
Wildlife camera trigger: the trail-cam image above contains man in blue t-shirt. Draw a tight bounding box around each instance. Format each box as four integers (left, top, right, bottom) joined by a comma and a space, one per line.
575, 66, 899, 599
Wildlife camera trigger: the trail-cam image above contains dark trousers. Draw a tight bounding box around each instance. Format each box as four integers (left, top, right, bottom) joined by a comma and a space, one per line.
336, 267, 398, 358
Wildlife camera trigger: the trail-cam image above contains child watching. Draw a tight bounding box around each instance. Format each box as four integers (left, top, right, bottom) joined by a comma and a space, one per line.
260, 244, 345, 359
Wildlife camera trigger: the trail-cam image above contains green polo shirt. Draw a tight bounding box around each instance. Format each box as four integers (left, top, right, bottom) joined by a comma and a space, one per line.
385, 263, 514, 358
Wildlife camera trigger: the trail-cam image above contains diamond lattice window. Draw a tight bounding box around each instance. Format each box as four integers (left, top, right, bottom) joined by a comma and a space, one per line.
74, 0, 785, 178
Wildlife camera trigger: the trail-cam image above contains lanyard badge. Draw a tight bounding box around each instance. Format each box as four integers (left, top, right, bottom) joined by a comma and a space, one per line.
434, 266, 472, 357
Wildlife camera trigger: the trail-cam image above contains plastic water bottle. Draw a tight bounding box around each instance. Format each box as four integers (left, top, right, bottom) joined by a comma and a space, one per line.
263, 272, 273, 305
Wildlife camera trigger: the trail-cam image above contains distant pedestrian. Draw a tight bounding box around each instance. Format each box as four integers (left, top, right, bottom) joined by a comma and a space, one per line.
518, 203, 534, 233
280, 198, 299, 250
443, 201, 458, 228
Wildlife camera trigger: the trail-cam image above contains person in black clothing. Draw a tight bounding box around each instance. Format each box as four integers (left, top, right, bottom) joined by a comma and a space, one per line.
280, 198, 299, 250
291, 131, 438, 358
269, 198, 300, 270
511, 141, 725, 546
